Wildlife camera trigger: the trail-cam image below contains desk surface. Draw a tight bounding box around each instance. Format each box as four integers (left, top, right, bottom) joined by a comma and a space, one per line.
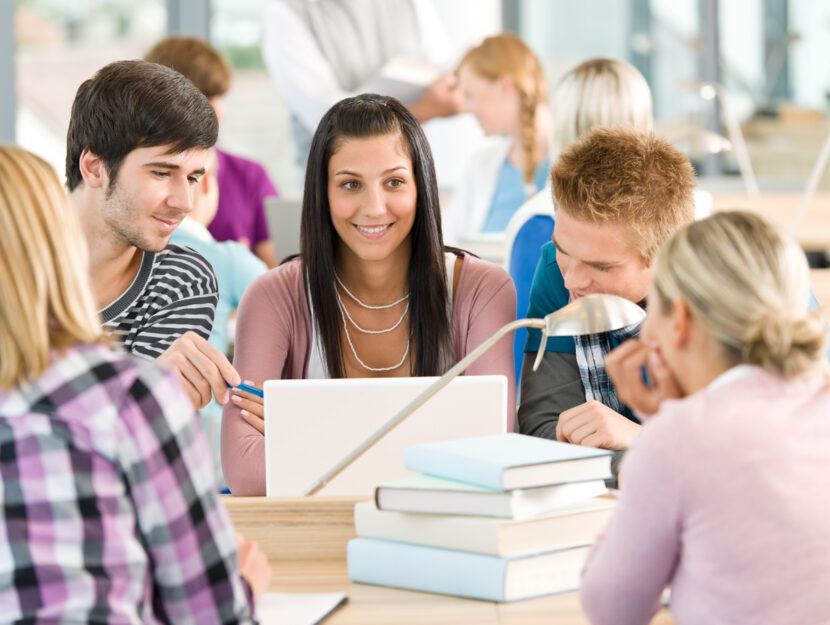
223, 496, 674, 625
710, 191, 830, 252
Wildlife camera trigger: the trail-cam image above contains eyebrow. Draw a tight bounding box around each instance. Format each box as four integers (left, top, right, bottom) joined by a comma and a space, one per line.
333, 166, 409, 177
551, 235, 618, 270
144, 162, 206, 176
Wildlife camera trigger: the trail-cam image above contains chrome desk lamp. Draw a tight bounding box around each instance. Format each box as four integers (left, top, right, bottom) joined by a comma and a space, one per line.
303, 293, 646, 495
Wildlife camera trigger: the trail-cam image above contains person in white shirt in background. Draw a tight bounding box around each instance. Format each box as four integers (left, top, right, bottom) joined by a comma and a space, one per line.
261, 0, 463, 168
170, 148, 267, 490
443, 33, 551, 246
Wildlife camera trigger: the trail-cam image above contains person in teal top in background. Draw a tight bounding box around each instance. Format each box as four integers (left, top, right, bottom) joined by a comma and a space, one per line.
443, 34, 550, 245
171, 148, 267, 488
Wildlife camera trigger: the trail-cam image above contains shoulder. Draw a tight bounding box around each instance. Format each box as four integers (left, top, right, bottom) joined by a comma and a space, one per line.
458, 252, 512, 291
466, 136, 513, 169
155, 243, 217, 286
454, 252, 516, 312
240, 257, 305, 309
49, 344, 184, 427
530, 242, 567, 304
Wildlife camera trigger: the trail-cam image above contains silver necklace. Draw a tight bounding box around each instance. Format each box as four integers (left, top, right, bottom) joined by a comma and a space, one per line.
336, 291, 409, 334
334, 275, 410, 372
334, 272, 409, 309
337, 302, 410, 372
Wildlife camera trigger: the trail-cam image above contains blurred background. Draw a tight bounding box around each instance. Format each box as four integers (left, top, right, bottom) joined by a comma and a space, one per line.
4, 0, 830, 199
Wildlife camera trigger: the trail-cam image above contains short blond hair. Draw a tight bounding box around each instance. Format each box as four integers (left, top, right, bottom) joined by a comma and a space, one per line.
552, 126, 695, 263
459, 34, 547, 185
0, 145, 103, 388
654, 211, 827, 378
550, 57, 652, 161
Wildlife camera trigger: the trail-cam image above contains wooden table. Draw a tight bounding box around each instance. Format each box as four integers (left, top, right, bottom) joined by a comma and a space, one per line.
223, 496, 674, 625
710, 192, 830, 253
810, 269, 830, 315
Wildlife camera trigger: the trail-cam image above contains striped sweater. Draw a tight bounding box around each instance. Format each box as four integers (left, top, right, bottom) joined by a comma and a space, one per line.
100, 243, 218, 358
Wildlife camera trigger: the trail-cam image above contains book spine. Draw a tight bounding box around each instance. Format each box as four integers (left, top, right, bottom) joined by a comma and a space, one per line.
347, 538, 508, 601
354, 502, 501, 555
402, 447, 503, 489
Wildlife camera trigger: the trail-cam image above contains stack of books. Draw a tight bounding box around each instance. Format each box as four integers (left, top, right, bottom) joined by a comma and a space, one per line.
347, 433, 616, 602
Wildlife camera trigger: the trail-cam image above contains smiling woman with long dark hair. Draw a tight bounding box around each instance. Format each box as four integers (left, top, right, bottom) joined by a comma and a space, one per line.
222, 94, 516, 495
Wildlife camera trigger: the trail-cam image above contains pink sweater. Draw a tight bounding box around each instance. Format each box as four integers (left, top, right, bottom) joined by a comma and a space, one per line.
222, 253, 517, 495
581, 366, 830, 625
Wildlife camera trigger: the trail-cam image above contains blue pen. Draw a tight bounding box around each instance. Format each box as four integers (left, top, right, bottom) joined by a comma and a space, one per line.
226, 382, 264, 398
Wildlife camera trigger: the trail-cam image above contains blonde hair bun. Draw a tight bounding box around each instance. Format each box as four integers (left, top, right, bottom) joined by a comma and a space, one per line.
742, 309, 827, 378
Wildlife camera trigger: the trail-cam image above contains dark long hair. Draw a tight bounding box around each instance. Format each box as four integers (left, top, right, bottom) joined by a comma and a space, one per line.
301, 94, 453, 377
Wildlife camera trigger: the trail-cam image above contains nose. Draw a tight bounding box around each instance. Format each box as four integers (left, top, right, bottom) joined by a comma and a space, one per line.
562, 260, 591, 293
361, 183, 387, 219
167, 176, 194, 214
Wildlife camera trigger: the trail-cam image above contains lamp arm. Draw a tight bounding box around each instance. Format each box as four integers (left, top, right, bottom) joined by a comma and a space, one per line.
791, 130, 830, 236
302, 317, 545, 495
714, 84, 760, 197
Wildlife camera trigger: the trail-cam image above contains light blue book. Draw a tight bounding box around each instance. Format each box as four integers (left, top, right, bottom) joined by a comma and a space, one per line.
403, 433, 613, 490
347, 537, 589, 602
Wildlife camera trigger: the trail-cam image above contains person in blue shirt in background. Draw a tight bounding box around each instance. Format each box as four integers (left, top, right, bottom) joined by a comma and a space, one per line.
443, 33, 550, 245
171, 147, 267, 488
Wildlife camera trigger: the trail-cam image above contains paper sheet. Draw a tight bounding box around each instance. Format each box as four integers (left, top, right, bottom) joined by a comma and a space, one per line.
256, 592, 348, 625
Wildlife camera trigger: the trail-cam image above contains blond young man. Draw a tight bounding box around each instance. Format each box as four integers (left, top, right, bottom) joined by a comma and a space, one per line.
518, 127, 696, 475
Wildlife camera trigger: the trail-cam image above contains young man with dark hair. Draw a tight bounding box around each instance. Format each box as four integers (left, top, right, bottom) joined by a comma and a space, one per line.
518, 126, 696, 472
68, 59, 241, 409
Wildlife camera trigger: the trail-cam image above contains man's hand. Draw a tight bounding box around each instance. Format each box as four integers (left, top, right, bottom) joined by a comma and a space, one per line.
409, 73, 463, 121
156, 331, 241, 409
236, 532, 272, 602
556, 400, 642, 451
605, 339, 684, 416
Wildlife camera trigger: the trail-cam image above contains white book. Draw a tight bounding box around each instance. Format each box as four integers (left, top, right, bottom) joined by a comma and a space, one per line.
375, 473, 608, 519
355, 497, 615, 557
404, 433, 614, 490
348, 538, 589, 602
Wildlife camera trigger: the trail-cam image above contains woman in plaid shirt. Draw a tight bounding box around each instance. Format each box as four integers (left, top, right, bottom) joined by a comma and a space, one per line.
0, 145, 270, 623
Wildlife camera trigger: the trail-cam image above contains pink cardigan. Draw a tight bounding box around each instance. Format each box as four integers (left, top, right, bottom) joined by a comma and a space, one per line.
581, 366, 830, 625
222, 253, 517, 495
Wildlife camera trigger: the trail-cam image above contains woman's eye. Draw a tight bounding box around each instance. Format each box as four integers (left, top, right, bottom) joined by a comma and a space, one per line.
342, 180, 360, 190
387, 178, 404, 188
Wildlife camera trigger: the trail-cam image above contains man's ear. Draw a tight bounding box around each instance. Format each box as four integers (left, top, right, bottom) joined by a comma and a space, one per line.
78, 149, 108, 190
671, 298, 693, 349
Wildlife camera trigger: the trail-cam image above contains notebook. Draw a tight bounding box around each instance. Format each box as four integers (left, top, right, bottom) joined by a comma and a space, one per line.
264, 197, 302, 263
264, 376, 507, 496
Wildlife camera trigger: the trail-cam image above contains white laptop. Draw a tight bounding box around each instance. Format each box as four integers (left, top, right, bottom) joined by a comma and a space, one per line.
264, 376, 507, 496
264, 197, 302, 263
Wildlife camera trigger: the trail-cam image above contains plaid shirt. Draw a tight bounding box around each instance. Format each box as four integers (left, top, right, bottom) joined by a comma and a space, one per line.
0, 344, 256, 624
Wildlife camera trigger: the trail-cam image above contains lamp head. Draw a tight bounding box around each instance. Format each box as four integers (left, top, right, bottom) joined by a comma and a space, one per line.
533, 293, 646, 372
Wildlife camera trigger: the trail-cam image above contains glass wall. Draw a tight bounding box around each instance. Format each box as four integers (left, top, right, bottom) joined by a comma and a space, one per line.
15, 0, 167, 177
516, 0, 830, 193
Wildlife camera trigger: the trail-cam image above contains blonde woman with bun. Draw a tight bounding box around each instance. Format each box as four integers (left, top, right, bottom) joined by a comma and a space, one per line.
0, 145, 270, 622
581, 211, 830, 625
443, 33, 549, 244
